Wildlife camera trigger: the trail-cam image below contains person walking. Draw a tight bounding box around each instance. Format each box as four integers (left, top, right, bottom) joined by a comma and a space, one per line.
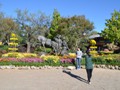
76, 48, 83, 70
85, 50, 93, 84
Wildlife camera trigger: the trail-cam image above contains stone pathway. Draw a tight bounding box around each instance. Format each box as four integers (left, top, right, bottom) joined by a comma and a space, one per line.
0, 68, 119, 90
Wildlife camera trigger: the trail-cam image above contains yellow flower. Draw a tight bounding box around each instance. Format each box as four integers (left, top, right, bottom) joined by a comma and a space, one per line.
68, 53, 76, 58
9, 42, 18, 46
10, 38, 18, 41
0, 41, 2, 45
23, 53, 37, 57
90, 46, 97, 49
90, 39, 96, 45
11, 33, 16, 37
41, 55, 60, 63
8, 48, 18, 51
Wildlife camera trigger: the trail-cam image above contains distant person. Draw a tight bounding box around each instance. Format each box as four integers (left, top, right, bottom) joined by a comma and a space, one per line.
85, 50, 93, 84
76, 48, 83, 70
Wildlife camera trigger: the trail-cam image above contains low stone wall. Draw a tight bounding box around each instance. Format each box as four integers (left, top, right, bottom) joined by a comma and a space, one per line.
0, 65, 120, 70
0, 65, 64, 70
94, 64, 120, 70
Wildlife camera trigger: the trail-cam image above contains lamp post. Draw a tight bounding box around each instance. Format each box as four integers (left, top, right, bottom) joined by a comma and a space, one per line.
81, 32, 87, 52
83, 32, 86, 36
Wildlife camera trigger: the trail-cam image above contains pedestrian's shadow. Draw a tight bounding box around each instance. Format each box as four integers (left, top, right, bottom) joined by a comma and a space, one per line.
63, 70, 88, 84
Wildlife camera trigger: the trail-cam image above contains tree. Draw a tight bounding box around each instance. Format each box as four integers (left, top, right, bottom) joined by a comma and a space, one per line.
15, 9, 50, 52
57, 15, 94, 51
48, 9, 61, 39
0, 11, 5, 41
101, 10, 120, 44
0, 17, 19, 44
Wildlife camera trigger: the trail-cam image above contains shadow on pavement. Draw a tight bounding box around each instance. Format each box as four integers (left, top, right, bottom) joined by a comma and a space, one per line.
63, 70, 88, 84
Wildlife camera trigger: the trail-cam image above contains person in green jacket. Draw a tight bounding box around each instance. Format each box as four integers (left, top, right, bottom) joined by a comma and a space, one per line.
85, 50, 93, 84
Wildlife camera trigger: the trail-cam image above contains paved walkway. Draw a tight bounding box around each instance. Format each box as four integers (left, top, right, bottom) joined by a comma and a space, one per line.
0, 68, 120, 90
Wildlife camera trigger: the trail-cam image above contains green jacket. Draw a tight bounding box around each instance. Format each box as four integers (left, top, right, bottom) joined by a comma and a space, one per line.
85, 55, 93, 69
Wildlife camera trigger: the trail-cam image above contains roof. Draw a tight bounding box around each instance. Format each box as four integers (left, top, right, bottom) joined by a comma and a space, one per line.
89, 34, 101, 39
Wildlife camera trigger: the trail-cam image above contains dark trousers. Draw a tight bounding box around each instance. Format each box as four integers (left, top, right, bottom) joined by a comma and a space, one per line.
86, 69, 93, 82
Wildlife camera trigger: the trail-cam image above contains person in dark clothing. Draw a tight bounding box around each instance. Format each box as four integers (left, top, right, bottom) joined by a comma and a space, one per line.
85, 51, 93, 84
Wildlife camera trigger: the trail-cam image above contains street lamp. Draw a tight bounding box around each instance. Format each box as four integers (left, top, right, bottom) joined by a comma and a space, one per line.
83, 32, 86, 36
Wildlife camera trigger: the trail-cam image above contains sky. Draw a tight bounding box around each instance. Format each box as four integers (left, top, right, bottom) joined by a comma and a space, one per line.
0, 0, 120, 33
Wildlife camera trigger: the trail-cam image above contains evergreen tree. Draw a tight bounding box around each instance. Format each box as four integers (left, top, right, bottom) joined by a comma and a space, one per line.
101, 10, 120, 44
48, 9, 61, 39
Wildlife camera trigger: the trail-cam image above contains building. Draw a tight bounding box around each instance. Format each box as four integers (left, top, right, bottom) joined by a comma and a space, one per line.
89, 34, 111, 51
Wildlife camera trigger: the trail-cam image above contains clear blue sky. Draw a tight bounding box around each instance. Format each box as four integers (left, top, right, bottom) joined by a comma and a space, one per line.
0, 0, 120, 33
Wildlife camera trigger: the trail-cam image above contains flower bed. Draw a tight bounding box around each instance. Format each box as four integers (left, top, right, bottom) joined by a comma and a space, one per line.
0, 53, 120, 70
0, 57, 75, 67
92, 54, 120, 66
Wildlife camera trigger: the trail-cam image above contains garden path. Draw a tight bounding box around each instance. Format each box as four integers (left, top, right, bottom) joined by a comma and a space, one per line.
0, 68, 119, 90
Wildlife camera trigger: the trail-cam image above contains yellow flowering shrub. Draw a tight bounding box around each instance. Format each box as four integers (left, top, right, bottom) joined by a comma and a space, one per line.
23, 53, 37, 57
90, 39, 96, 45
8, 43, 18, 46
90, 51, 98, 56
68, 53, 76, 58
41, 55, 60, 63
59, 53, 76, 59
8, 48, 18, 51
11, 33, 16, 37
2, 52, 24, 58
100, 54, 114, 61
0, 42, 2, 45
9, 33, 18, 52
2, 52, 38, 58
10, 38, 18, 41
90, 46, 97, 49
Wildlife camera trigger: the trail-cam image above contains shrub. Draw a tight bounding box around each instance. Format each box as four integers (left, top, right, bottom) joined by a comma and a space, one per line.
35, 47, 52, 53
41, 55, 60, 63
2, 52, 38, 58
0, 54, 119, 67
99, 51, 113, 55
92, 54, 120, 66
0, 45, 9, 51
68, 53, 76, 58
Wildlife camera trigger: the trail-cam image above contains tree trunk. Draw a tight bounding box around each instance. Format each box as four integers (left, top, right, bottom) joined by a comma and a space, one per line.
75, 40, 78, 48
27, 42, 31, 53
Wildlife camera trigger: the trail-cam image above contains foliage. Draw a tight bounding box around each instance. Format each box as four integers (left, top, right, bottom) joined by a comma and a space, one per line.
2, 52, 38, 58
0, 41, 2, 45
89, 39, 98, 55
92, 54, 120, 66
0, 45, 9, 57
105, 43, 119, 51
0, 8, 96, 52
41, 55, 60, 63
90, 46, 97, 49
101, 10, 120, 44
8, 33, 18, 52
68, 53, 76, 58
90, 51, 98, 55
89, 39, 96, 45
0, 45, 9, 51
0, 56, 75, 67
35, 47, 52, 53
0, 54, 119, 67
0, 17, 19, 44
99, 51, 113, 55
15, 9, 50, 52
57, 15, 94, 51
48, 9, 61, 39
0, 57, 43, 62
